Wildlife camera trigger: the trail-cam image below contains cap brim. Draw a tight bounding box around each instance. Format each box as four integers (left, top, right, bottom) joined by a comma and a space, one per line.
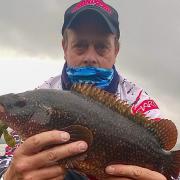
66, 7, 117, 34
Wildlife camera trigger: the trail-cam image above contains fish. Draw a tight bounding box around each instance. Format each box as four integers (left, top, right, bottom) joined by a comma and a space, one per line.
0, 84, 180, 180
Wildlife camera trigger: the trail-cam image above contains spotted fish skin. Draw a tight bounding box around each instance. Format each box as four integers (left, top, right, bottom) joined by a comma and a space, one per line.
0, 85, 180, 180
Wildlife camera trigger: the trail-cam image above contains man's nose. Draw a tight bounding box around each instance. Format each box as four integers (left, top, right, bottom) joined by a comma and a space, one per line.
83, 46, 98, 66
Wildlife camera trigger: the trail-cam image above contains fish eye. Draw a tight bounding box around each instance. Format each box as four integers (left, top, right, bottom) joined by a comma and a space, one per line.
15, 100, 26, 107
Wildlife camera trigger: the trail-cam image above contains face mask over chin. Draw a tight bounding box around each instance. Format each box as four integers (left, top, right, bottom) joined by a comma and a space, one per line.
66, 66, 114, 89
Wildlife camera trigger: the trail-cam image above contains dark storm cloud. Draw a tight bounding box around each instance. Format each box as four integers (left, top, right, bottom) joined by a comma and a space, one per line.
116, 0, 180, 98
0, 0, 73, 58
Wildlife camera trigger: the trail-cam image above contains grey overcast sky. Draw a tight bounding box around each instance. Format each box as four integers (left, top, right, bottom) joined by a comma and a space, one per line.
0, 0, 180, 145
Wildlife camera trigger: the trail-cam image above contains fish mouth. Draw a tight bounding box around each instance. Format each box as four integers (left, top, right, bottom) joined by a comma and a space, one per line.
0, 104, 5, 113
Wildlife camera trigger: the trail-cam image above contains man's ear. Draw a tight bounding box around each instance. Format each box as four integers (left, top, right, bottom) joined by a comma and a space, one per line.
62, 38, 67, 58
115, 43, 120, 57
62, 39, 66, 51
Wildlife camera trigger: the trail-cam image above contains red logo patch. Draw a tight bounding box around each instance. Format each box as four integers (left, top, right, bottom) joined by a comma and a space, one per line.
71, 0, 112, 14
132, 100, 159, 115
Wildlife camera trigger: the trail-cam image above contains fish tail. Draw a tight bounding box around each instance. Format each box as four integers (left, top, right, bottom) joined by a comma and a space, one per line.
165, 150, 180, 180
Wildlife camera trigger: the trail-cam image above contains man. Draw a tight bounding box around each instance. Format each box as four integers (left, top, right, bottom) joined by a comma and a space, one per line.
0, 0, 178, 179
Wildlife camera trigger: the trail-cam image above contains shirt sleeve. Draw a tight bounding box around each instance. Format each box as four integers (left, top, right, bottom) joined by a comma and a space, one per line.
37, 75, 62, 90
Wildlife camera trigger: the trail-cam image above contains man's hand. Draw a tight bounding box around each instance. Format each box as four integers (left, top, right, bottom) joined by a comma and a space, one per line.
105, 164, 167, 180
3, 130, 88, 180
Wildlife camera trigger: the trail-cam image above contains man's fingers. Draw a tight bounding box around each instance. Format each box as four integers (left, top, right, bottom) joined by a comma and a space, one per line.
15, 141, 88, 171
49, 177, 65, 180
22, 165, 66, 180
17, 130, 70, 155
105, 178, 132, 180
105, 165, 167, 180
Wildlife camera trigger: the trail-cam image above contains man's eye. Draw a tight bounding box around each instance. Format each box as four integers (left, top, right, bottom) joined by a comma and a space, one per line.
96, 44, 107, 50
95, 44, 109, 55
75, 43, 86, 49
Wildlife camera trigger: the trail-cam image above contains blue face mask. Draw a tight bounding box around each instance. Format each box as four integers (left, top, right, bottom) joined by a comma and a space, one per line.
66, 66, 114, 89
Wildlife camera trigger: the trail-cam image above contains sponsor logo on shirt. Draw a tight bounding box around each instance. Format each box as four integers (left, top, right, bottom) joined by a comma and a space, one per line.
132, 99, 159, 115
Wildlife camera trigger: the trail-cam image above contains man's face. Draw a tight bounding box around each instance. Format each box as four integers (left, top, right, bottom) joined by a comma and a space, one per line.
62, 16, 119, 69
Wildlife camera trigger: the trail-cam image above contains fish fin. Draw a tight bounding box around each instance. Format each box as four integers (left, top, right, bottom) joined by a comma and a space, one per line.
145, 119, 177, 150
71, 84, 132, 117
59, 153, 88, 169
3, 129, 16, 147
164, 150, 180, 180
61, 125, 93, 147
72, 84, 177, 150
58, 128, 89, 169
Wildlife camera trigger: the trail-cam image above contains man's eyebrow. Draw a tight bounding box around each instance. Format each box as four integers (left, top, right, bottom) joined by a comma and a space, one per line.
71, 39, 87, 45
71, 39, 111, 46
97, 40, 111, 46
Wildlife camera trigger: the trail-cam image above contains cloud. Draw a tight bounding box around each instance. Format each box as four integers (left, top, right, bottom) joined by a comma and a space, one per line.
0, 0, 69, 58
0, 57, 64, 94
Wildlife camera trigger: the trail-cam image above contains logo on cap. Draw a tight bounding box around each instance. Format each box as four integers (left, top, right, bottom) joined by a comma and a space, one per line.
71, 0, 112, 14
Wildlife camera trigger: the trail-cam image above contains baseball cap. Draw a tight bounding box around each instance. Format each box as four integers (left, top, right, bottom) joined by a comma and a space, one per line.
62, 0, 120, 39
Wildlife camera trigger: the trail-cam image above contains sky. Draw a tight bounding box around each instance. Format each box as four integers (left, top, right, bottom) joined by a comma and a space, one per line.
0, 0, 180, 147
